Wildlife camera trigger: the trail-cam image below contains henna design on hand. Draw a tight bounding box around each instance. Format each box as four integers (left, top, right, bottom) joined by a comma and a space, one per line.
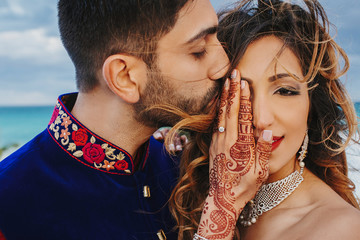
256, 141, 271, 186
198, 153, 239, 239
218, 85, 227, 118
226, 80, 239, 115
214, 80, 229, 132
229, 96, 255, 175
199, 88, 256, 239
198, 75, 271, 240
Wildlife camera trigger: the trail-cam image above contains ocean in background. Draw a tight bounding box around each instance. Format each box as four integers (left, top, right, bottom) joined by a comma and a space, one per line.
2, 103, 359, 149
1, 102, 360, 197
0, 106, 54, 147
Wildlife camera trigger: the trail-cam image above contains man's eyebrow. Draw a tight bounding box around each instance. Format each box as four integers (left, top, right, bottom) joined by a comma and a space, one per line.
184, 26, 218, 45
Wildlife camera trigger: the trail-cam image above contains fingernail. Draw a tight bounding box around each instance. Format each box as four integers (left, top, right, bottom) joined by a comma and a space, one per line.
169, 144, 175, 151
176, 145, 182, 151
262, 130, 272, 142
241, 80, 246, 89
231, 69, 237, 79
224, 78, 229, 88
153, 132, 162, 139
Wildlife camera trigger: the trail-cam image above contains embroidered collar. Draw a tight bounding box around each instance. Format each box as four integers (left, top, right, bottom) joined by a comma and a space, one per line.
47, 93, 140, 175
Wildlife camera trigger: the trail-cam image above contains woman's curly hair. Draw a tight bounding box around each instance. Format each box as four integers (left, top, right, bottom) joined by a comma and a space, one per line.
163, 1, 359, 239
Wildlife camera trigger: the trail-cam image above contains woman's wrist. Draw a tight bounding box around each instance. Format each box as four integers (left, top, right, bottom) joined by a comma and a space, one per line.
196, 195, 238, 240
193, 233, 209, 240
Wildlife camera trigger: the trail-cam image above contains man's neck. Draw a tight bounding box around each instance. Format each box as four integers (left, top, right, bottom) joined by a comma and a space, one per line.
71, 89, 155, 158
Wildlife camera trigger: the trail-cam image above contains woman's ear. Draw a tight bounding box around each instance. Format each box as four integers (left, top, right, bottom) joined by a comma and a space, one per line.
102, 54, 147, 103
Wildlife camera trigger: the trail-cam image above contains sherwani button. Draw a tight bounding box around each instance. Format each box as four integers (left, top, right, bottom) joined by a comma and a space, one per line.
143, 185, 151, 198
157, 229, 166, 240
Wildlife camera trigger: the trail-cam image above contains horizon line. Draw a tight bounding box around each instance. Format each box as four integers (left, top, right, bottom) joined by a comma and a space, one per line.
1, 101, 360, 108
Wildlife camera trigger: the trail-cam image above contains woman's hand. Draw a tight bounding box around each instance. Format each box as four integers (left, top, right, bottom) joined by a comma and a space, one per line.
153, 127, 188, 152
196, 69, 272, 240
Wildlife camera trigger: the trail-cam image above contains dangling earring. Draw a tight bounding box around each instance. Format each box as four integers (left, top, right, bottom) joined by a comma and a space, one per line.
298, 130, 308, 172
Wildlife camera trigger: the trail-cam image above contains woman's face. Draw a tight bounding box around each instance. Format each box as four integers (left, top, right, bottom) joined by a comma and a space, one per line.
236, 35, 309, 181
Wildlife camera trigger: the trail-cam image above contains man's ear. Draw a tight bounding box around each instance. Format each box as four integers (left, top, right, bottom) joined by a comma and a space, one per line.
102, 54, 147, 103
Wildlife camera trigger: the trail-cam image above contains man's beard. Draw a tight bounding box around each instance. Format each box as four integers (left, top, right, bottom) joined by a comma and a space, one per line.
133, 66, 221, 129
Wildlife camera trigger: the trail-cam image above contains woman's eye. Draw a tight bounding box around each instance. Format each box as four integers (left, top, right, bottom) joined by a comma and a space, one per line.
275, 87, 300, 96
192, 49, 207, 60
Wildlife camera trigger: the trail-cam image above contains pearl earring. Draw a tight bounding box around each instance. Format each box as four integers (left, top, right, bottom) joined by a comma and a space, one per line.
298, 130, 308, 172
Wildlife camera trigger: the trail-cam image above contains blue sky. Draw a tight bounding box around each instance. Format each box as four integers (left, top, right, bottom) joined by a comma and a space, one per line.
0, 0, 359, 106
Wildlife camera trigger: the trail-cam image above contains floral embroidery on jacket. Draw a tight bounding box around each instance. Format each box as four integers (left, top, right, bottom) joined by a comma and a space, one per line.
48, 97, 134, 175
72, 129, 88, 146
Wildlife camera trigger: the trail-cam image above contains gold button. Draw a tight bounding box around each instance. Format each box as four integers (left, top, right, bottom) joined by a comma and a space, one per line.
143, 185, 151, 198
157, 229, 167, 240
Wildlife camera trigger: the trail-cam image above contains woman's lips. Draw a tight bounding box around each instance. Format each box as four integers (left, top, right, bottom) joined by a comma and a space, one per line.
272, 136, 284, 151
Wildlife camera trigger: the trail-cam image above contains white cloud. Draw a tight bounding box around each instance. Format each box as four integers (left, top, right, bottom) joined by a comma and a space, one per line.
0, 28, 67, 65
0, 66, 76, 106
0, 89, 55, 106
0, 0, 25, 16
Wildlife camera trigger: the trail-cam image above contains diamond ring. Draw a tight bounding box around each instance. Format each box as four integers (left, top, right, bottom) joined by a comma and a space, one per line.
218, 126, 225, 133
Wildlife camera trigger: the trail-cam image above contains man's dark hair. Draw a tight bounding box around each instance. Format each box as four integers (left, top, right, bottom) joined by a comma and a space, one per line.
58, 0, 189, 92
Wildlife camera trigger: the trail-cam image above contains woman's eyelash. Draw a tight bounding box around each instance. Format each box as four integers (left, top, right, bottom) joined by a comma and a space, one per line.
192, 49, 207, 59
275, 87, 300, 96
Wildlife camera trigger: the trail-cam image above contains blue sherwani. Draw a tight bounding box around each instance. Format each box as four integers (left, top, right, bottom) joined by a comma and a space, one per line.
0, 93, 179, 239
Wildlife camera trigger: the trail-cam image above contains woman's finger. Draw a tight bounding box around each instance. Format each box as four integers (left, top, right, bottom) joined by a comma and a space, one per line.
153, 130, 163, 140
153, 126, 171, 140
254, 130, 272, 187
173, 133, 183, 152
215, 78, 230, 136
238, 80, 253, 135
226, 69, 241, 135
228, 79, 255, 176
180, 135, 189, 145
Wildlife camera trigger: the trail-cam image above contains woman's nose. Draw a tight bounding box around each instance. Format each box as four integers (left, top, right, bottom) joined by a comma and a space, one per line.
253, 96, 274, 131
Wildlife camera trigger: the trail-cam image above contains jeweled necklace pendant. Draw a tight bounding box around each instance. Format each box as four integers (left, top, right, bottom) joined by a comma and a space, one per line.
240, 165, 304, 227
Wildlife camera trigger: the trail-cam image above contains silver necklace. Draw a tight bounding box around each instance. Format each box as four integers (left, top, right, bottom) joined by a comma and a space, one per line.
240, 132, 308, 227
239, 164, 304, 226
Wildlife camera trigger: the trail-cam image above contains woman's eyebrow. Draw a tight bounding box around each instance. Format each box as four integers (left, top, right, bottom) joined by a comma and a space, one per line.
268, 73, 300, 82
241, 73, 301, 84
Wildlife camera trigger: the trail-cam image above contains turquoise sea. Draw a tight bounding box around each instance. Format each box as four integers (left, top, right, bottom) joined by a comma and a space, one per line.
0, 106, 54, 147
1, 103, 359, 148
0, 103, 360, 148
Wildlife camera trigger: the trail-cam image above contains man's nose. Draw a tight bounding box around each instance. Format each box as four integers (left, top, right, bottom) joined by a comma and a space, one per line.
208, 41, 230, 80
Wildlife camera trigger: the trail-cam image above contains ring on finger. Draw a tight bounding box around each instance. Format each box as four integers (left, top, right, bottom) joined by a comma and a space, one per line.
218, 126, 225, 133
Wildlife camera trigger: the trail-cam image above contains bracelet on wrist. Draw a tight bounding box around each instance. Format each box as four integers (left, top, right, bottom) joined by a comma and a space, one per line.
193, 233, 209, 240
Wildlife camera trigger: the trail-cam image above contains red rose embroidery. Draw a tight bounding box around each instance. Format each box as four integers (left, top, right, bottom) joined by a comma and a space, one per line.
82, 143, 105, 164
115, 160, 129, 171
72, 129, 88, 146
49, 107, 59, 124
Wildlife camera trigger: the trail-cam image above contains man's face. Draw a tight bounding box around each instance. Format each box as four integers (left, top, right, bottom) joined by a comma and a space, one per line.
134, 0, 229, 128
